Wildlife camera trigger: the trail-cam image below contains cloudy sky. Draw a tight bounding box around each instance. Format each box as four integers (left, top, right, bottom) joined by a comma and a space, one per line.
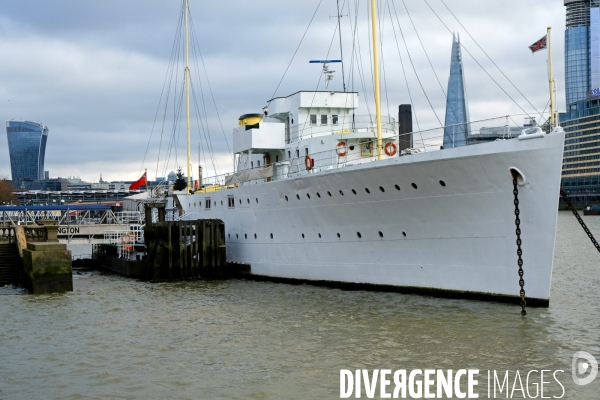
0, 0, 565, 183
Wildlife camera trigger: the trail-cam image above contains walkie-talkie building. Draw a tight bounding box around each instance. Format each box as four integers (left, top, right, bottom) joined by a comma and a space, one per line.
443, 33, 471, 148
6, 121, 48, 182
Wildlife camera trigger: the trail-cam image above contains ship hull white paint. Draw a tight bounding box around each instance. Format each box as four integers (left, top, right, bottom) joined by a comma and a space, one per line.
179, 132, 564, 304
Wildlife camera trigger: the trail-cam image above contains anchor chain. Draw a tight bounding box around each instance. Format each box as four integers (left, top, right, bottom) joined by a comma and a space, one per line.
513, 178, 527, 316
560, 188, 600, 254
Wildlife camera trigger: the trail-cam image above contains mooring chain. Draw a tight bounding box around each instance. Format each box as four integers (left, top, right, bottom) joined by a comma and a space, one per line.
560, 188, 600, 254
513, 178, 527, 316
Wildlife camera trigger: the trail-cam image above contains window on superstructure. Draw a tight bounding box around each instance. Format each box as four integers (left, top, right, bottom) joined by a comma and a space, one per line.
251, 161, 254, 168
310, 115, 317, 125
332, 115, 338, 125
288, 151, 291, 158
321, 115, 328, 125
361, 141, 374, 156
228, 197, 235, 208
205, 198, 211, 209
257, 160, 260, 167
305, 148, 309, 156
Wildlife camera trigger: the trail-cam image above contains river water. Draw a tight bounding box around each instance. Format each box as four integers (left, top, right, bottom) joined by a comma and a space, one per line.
1, 211, 599, 399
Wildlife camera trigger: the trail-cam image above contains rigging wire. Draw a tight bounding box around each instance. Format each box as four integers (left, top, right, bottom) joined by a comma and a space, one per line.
389, 0, 444, 127
188, 14, 234, 163
436, 0, 544, 121
422, 0, 534, 120
155, 11, 184, 180
398, 0, 462, 138
269, 0, 324, 101
385, 0, 424, 147
139, 5, 183, 179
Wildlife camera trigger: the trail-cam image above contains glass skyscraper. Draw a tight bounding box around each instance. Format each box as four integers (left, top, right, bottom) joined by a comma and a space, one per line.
565, 0, 591, 105
443, 33, 470, 148
6, 121, 48, 182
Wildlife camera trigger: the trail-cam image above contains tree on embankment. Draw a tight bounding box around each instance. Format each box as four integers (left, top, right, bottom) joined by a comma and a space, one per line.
0, 179, 18, 205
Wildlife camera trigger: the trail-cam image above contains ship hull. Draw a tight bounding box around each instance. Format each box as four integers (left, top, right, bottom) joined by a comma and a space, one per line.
180, 132, 564, 305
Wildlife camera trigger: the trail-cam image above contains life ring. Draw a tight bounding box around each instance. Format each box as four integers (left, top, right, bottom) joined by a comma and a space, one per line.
121, 234, 131, 244
385, 142, 397, 156
336, 141, 348, 157
305, 155, 314, 170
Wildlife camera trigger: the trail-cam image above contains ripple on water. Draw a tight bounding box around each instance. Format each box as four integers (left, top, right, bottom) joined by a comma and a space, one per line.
0, 213, 598, 398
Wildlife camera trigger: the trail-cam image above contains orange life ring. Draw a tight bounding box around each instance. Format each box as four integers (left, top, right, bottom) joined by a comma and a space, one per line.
385, 142, 397, 156
121, 234, 131, 244
305, 155, 314, 170
336, 141, 348, 157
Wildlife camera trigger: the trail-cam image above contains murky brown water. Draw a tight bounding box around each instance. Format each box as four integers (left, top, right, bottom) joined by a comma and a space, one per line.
1, 212, 599, 399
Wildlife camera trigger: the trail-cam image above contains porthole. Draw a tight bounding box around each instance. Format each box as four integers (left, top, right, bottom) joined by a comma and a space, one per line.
247, 198, 250, 204
395, 184, 400, 191
439, 180, 446, 187
296, 194, 300, 200
318, 233, 322, 238
379, 186, 385, 192
317, 192, 321, 198
254, 234, 257, 239
357, 232, 362, 239
221, 200, 223, 205
285, 195, 289, 202
365, 188, 370, 194
239, 199, 242, 204
228, 234, 230, 239
337, 233, 341, 238
245, 233, 247, 239
328, 191, 332, 197
411, 183, 417, 189
270, 233, 273, 239
379, 231, 383, 238
307, 193, 311, 199
236, 234, 238, 239
349, 145, 355, 150
214, 201, 216, 206
256, 198, 258, 203
302, 233, 305, 239
402, 231, 407, 237
352, 189, 357, 195
339, 190, 344, 196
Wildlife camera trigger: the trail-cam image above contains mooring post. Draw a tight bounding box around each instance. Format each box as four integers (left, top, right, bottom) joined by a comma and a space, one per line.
179, 220, 183, 279
168, 222, 173, 280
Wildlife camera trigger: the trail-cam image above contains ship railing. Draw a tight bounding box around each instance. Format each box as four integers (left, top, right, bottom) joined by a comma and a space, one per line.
198, 114, 543, 187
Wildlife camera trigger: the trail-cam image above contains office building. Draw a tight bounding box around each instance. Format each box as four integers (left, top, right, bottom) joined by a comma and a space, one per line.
561, 0, 600, 203
443, 33, 471, 148
6, 121, 48, 182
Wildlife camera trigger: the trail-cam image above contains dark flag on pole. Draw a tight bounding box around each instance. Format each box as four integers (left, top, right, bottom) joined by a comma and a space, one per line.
529, 35, 547, 53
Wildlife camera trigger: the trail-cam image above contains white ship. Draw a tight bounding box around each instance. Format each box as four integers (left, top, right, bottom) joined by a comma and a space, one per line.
169, 1, 564, 306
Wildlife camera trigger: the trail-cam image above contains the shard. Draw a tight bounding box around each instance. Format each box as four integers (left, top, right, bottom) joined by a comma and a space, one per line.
443, 33, 471, 148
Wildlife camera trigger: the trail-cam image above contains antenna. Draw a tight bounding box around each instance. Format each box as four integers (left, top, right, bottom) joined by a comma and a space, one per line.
309, 60, 342, 89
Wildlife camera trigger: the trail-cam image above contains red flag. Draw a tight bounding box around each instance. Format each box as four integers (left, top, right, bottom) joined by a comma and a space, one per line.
528, 35, 547, 53
129, 172, 147, 190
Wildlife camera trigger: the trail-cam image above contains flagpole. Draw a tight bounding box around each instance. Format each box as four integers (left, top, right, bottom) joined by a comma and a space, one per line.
548, 27, 556, 128
145, 168, 149, 195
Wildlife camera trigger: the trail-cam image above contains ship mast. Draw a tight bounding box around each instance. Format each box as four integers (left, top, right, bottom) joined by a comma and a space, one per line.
547, 26, 556, 128
184, 0, 192, 192
370, 0, 383, 160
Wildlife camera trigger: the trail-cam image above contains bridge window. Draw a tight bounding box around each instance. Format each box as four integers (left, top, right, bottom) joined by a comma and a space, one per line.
361, 141, 374, 156
310, 115, 317, 125
332, 115, 339, 125
321, 115, 328, 125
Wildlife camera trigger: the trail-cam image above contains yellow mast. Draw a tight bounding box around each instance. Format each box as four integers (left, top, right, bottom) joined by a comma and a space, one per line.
370, 0, 383, 160
184, 0, 192, 192
547, 27, 556, 127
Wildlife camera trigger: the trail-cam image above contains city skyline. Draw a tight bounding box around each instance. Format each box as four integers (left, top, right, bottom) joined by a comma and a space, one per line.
0, 1, 564, 182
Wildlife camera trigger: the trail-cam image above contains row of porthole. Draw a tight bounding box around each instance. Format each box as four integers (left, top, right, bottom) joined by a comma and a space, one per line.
284, 181, 446, 202
190, 180, 448, 208
228, 231, 408, 240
